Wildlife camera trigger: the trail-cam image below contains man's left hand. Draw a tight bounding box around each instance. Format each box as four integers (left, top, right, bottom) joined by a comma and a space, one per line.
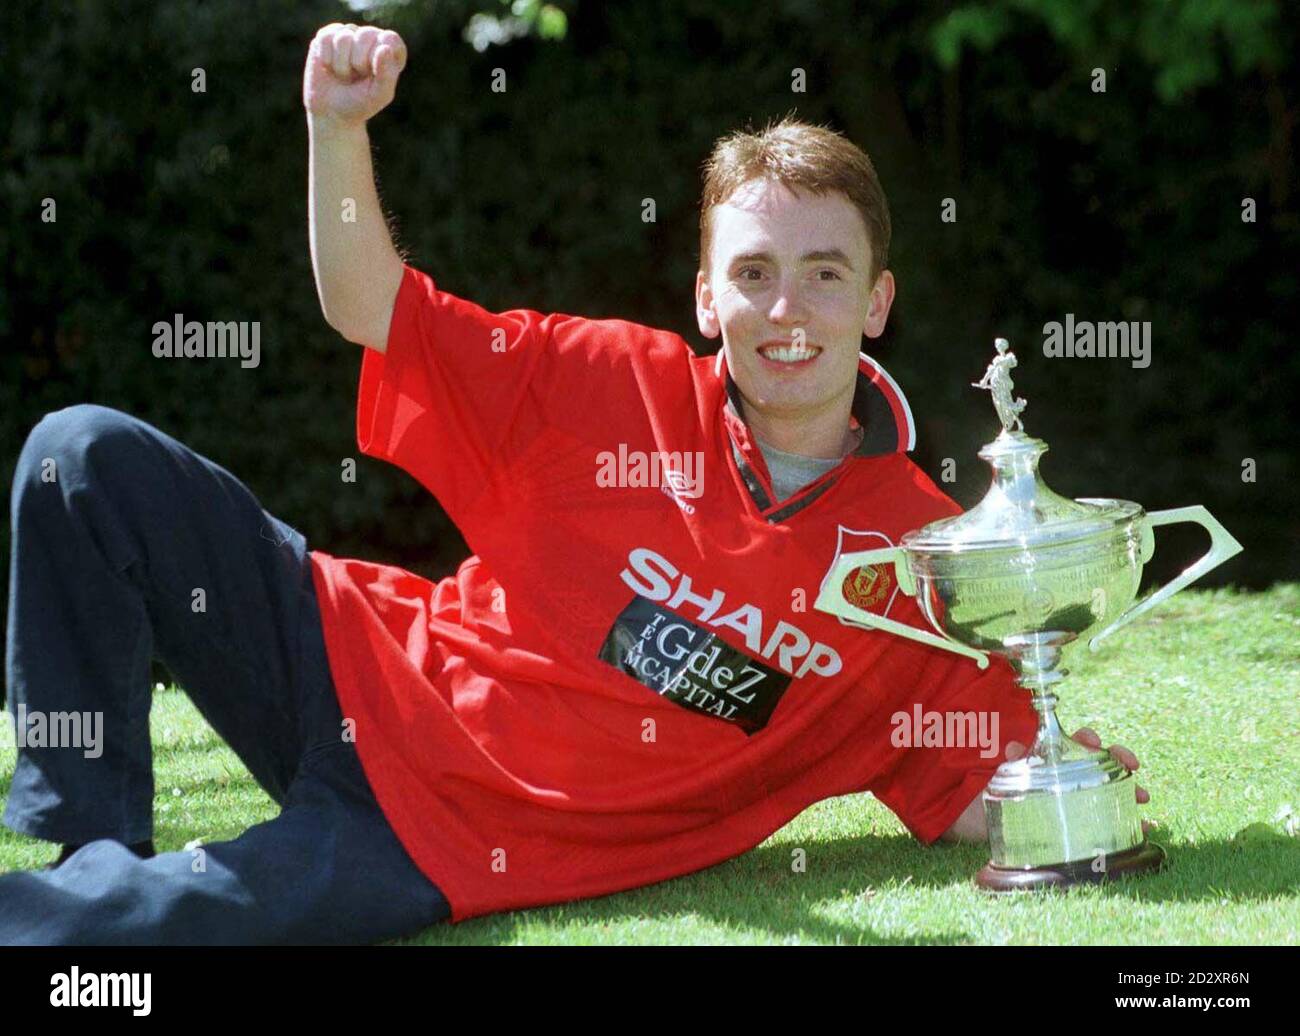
1005, 726, 1155, 837
940, 726, 1155, 844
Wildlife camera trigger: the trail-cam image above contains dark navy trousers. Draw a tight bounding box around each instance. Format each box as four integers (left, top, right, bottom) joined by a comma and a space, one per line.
0, 404, 451, 944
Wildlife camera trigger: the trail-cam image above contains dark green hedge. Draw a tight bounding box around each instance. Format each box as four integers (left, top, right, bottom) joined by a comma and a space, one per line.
2, 0, 1295, 662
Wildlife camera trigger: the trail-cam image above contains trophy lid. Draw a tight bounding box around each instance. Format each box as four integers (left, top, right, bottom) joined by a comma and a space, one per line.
902, 339, 1140, 555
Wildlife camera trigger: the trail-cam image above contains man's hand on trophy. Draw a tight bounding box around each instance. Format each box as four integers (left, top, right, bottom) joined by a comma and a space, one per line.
1005, 726, 1157, 837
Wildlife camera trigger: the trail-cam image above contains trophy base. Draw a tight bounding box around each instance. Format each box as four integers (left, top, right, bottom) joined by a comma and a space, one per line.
975, 839, 1165, 892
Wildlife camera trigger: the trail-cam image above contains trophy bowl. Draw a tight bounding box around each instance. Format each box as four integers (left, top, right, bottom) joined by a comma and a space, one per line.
815, 339, 1243, 890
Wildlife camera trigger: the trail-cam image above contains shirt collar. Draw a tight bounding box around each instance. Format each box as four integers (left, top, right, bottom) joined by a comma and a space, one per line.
713, 348, 916, 459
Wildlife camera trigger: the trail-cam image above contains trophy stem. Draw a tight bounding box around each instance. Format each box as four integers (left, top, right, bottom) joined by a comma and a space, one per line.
1005, 631, 1073, 765
1023, 683, 1069, 764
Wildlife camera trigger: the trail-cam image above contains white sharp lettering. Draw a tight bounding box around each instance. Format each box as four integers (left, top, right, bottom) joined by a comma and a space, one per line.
665, 573, 727, 621
762, 620, 811, 672
620, 546, 842, 682
620, 547, 677, 600
710, 603, 765, 654
795, 642, 841, 679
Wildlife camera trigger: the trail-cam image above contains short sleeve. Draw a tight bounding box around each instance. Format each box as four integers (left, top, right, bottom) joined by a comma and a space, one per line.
357, 263, 593, 530
357, 263, 696, 537
866, 643, 1042, 844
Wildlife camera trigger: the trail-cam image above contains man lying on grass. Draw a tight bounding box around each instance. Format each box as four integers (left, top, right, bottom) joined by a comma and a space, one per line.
0, 21, 1149, 944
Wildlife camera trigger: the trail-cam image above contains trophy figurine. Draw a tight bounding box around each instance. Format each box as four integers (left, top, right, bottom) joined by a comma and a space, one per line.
815, 339, 1243, 890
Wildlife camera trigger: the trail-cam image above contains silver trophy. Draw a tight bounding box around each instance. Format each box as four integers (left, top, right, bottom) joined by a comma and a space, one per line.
815, 338, 1242, 889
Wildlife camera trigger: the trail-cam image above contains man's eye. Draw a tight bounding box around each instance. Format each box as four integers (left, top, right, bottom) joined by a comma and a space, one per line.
734, 266, 841, 281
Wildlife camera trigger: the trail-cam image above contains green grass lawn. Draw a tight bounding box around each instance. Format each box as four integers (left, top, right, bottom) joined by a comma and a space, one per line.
2, 585, 1297, 944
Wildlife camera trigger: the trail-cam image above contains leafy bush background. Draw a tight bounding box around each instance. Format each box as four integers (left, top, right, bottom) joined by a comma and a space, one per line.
2, 0, 1295, 677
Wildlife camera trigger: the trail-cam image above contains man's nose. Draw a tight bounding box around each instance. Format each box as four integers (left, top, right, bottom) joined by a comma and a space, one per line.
767, 276, 810, 324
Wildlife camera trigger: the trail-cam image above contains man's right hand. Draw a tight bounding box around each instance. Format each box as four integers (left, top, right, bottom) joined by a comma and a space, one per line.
304, 22, 408, 349
303, 23, 407, 126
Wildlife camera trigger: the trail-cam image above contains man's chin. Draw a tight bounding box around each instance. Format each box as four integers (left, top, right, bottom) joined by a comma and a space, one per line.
738, 382, 832, 417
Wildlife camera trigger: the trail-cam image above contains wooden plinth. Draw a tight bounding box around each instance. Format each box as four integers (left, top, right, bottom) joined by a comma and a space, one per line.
976, 840, 1166, 892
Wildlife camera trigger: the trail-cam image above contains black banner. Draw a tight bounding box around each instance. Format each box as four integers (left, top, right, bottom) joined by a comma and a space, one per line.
598, 595, 792, 734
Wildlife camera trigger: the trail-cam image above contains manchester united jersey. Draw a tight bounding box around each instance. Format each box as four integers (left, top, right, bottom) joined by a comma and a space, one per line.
307, 263, 1040, 923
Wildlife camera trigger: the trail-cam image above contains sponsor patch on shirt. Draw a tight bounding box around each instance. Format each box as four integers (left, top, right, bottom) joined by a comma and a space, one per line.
597, 596, 792, 734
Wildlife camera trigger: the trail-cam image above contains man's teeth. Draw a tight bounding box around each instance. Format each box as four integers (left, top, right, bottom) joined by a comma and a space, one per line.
761, 344, 820, 363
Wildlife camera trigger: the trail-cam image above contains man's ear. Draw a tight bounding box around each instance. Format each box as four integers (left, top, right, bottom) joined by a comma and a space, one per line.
863, 269, 896, 340
695, 269, 721, 340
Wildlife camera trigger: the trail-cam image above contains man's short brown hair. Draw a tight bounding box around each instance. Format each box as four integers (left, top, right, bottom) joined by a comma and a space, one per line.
698, 115, 891, 285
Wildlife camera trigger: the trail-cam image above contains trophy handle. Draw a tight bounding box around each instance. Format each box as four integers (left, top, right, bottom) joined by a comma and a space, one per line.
1088, 505, 1244, 652
815, 547, 991, 669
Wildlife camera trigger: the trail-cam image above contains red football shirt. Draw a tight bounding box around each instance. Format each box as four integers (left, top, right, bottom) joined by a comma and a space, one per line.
308, 263, 1040, 923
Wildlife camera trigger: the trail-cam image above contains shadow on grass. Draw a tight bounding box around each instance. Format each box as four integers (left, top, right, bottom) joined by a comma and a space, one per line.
755, 831, 1300, 905
847, 833, 1300, 904
5, 751, 1293, 943
1069, 835, 1300, 902
399, 831, 1300, 945
389, 833, 965, 945
1234, 646, 1300, 665
395, 837, 967, 941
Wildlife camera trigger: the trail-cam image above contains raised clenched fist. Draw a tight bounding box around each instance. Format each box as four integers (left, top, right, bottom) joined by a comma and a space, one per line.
303, 23, 407, 125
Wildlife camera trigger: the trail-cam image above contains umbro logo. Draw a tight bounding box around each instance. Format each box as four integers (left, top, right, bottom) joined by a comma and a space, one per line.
660, 467, 698, 514
595, 445, 705, 508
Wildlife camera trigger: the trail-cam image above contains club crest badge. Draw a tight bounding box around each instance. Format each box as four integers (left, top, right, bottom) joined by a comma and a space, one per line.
822, 526, 900, 625
842, 561, 894, 611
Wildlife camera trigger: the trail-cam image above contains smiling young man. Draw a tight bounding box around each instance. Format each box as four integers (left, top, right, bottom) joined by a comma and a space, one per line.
0, 23, 1147, 944
301, 25, 1151, 912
